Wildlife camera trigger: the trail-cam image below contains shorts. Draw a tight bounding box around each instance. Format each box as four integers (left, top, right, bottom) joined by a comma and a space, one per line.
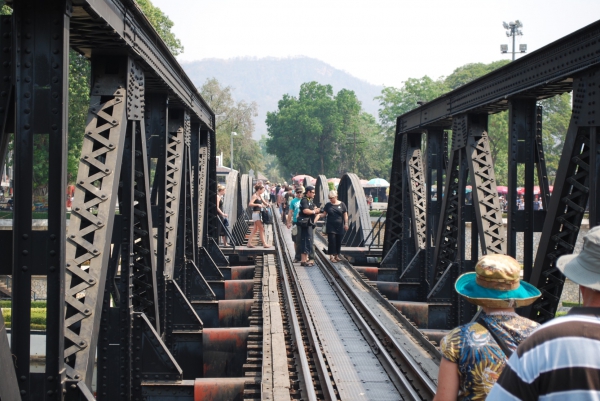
252, 211, 261, 222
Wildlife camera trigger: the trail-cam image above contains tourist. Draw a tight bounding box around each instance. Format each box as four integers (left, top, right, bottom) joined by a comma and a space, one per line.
247, 184, 271, 248
216, 185, 228, 246
488, 226, 600, 401
298, 186, 320, 267
321, 190, 348, 262
277, 183, 287, 214
282, 186, 293, 224
286, 186, 305, 262
434, 254, 541, 401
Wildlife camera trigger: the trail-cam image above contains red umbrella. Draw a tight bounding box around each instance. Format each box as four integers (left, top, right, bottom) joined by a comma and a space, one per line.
359, 179, 369, 187
517, 187, 525, 195
496, 186, 508, 194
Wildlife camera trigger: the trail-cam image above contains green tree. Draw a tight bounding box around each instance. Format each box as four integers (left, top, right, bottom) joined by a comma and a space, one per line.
266, 82, 383, 179
135, 0, 183, 55
267, 82, 341, 177
199, 78, 263, 174
445, 60, 511, 90
0, 1, 9, 15
258, 135, 284, 182
376, 76, 449, 138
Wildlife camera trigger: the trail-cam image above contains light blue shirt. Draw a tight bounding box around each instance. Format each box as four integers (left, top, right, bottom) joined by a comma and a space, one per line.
290, 197, 301, 223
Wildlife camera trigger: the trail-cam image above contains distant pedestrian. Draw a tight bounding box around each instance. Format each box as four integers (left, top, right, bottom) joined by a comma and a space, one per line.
287, 186, 305, 262
277, 183, 287, 214
282, 186, 293, 224
488, 225, 600, 401
321, 190, 348, 263
434, 254, 541, 401
216, 185, 228, 246
247, 184, 271, 248
298, 186, 320, 267
367, 194, 373, 210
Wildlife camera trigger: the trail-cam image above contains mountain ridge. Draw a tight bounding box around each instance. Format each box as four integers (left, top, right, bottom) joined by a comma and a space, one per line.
180, 56, 384, 139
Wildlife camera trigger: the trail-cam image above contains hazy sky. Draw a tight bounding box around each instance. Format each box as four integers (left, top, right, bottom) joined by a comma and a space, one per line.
152, 0, 600, 88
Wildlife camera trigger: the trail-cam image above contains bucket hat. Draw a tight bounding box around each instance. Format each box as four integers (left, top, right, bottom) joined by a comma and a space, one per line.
455, 254, 541, 308
557, 226, 600, 291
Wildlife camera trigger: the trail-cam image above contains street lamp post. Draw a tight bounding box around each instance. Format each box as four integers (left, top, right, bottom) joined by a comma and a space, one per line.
230, 132, 237, 170
501, 20, 526, 61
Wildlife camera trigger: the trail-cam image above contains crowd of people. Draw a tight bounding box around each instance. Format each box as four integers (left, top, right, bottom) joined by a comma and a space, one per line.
254, 180, 350, 266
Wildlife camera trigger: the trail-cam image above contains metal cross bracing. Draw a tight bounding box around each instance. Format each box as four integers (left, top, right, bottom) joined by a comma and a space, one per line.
378, 20, 600, 330
0, 0, 256, 398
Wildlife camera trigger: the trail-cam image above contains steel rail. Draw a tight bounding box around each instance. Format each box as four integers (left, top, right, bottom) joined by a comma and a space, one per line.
316, 234, 442, 360
312, 245, 436, 400
272, 211, 330, 401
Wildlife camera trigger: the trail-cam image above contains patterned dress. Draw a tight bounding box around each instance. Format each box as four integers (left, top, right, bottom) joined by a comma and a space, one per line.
440, 312, 539, 400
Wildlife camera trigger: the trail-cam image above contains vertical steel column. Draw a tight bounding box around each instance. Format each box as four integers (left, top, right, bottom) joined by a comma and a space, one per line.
406, 133, 427, 252
64, 56, 129, 393
191, 121, 204, 250
163, 109, 185, 280
528, 68, 600, 322
206, 129, 218, 241
507, 98, 537, 280
382, 130, 405, 258
11, 1, 69, 399
429, 115, 476, 328
145, 93, 168, 335
465, 114, 506, 256
425, 128, 446, 287
117, 119, 136, 399
399, 135, 412, 269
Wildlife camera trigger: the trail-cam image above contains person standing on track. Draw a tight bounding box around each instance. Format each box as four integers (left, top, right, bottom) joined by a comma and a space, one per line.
216, 184, 228, 247
287, 186, 305, 262
488, 226, 600, 401
320, 190, 348, 263
298, 186, 320, 267
434, 254, 541, 401
282, 186, 293, 224
247, 184, 271, 248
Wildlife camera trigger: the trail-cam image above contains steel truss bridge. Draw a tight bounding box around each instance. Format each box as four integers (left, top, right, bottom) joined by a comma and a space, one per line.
0, 0, 598, 399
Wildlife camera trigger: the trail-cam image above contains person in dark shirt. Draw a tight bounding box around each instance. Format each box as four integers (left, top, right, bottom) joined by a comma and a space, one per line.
298, 186, 320, 266
321, 190, 348, 262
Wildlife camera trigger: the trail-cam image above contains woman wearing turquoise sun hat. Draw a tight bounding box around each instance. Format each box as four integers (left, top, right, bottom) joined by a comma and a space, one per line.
433, 254, 541, 401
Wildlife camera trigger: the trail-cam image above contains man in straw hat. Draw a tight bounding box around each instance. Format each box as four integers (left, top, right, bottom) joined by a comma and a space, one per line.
434, 254, 541, 401
488, 226, 600, 401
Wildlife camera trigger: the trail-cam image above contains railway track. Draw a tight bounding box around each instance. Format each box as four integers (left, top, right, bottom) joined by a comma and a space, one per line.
272, 211, 439, 400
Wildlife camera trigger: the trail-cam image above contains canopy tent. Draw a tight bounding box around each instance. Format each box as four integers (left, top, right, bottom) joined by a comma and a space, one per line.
359, 179, 369, 187
292, 174, 314, 184
496, 186, 509, 194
